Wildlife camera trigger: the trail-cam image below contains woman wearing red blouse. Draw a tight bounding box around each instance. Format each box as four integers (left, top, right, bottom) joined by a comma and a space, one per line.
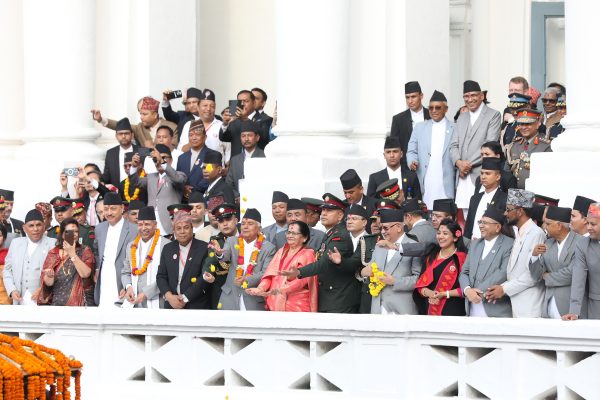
414, 218, 468, 316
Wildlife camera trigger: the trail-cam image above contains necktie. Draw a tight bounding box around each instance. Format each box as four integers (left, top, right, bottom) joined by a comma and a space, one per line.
89, 199, 97, 225
253, 112, 260, 122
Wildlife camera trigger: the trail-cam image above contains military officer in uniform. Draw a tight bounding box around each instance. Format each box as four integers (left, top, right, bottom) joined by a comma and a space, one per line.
0, 189, 24, 237
500, 93, 531, 153
280, 193, 359, 313
47, 197, 94, 249
506, 109, 552, 189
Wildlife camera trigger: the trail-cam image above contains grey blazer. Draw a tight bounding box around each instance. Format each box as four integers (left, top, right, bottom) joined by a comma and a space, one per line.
2, 236, 56, 304
529, 232, 580, 318
131, 164, 187, 235
225, 147, 265, 196
569, 237, 600, 318
409, 220, 438, 247
121, 236, 171, 308
218, 236, 276, 310
370, 235, 422, 314
406, 117, 456, 199
93, 219, 138, 306
262, 223, 286, 244
458, 234, 514, 317
274, 227, 325, 252
449, 104, 501, 184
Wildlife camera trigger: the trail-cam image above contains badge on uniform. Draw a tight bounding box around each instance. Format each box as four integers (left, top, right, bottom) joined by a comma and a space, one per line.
449, 265, 456, 272
195, 159, 200, 166
173, 254, 178, 260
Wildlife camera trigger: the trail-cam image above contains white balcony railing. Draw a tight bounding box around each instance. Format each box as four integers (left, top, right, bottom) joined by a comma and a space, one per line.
1, 306, 599, 400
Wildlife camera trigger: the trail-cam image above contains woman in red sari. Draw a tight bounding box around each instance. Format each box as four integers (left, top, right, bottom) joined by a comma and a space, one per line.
413, 218, 467, 316
38, 218, 96, 306
0, 225, 10, 304
246, 221, 317, 312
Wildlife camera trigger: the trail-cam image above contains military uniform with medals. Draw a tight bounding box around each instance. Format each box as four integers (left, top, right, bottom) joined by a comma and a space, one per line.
0, 189, 24, 237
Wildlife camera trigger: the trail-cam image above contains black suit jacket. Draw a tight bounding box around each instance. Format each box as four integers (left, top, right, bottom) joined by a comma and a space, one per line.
366, 166, 422, 201
474, 170, 518, 194
156, 238, 210, 309
176, 146, 221, 193
464, 189, 508, 239
253, 111, 273, 129
102, 145, 139, 188
390, 107, 430, 165
162, 105, 194, 136
2, 218, 24, 236
220, 117, 270, 157
204, 177, 236, 204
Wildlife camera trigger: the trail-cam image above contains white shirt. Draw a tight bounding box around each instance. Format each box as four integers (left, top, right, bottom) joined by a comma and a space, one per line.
189, 148, 201, 172
386, 166, 403, 185
543, 110, 558, 126
87, 193, 100, 226
410, 108, 425, 127
26, 238, 40, 258
481, 235, 499, 260
99, 218, 125, 307
244, 148, 255, 159
206, 177, 222, 194
239, 238, 257, 311
423, 118, 447, 209
351, 230, 367, 252
469, 104, 483, 127
119, 145, 134, 182
470, 187, 499, 240
178, 118, 230, 165
177, 241, 192, 295
387, 234, 405, 262
130, 237, 161, 309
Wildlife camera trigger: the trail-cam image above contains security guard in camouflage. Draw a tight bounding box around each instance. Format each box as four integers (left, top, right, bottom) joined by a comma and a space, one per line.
506, 109, 552, 189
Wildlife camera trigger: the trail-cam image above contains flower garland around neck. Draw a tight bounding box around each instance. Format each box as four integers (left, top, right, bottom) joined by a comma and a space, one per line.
0, 333, 83, 400
124, 169, 146, 202
130, 229, 161, 276
236, 233, 264, 279
368, 262, 386, 297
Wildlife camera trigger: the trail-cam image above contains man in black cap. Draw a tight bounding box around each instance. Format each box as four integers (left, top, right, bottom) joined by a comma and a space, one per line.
2, 209, 56, 305
339, 169, 369, 209
176, 119, 222, 198
202, 203, 239, 309
130, 145, 187, 236
390, 81, 430, 164
458, 205, 514, 317
225, 119, 266, 197
93, 192, 138, 307
273, 199, 325, 251
450, 80, 501, 216
122, 206, 171, 308
571, 195, 596, 237
431, 199, 457, 229
402, 198, 437, 247
506, 109, 552, 189
262, 191, 289, 243
464, 158, 508, 240
188, 191, 210, 242
220, 89, 270, 156
529, 206, 580, 319
0, 189, 24, 237
406, 90, 456, 210
301, 198, 325, 230
500, 92, 531, 149
143, 125, 183, 174
202, 151, 236, 204
475, 141, 518, 193
47, 197, 95, 249
367, 137, 421, 200
99, 117, 139, 187
251, 88, 274, 127
281, 194, 359, 313
162, 87, 203, 143
211, 208, 276, 311
119, 152, 148, 205
125, 200, 145, 224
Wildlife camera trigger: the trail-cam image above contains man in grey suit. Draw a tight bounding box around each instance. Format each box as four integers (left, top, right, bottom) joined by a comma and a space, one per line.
262, 191, 288, 243
122, 207, 170, 308
2, 209, 56, 305
486, 189, 546, 317
130, 144, 187, 235
459, 205, 513, 317
368, 209, 421, 314
94, 193, 138, 307
213, 209, 276, 310
564, 203, 600, 320
402, 198, 437, 247
225, 120, 266, 197
273, 199, 325, 251
406, 90, 456, 209
529, 206, 579, 319
450, 80, 501, 214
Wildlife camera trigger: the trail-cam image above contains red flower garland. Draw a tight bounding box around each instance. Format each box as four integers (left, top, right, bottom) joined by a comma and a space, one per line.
237, 233, 264, 276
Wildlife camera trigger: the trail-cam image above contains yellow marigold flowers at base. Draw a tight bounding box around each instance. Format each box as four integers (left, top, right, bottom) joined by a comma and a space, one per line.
369, 262, 386, 297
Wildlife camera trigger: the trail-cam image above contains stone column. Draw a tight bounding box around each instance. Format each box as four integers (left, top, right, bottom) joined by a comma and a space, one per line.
527, 0, 600, 203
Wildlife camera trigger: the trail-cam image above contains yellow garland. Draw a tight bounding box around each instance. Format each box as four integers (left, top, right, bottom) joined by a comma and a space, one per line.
124, 169, 146, 202
130, 229, 161, 276
369, 262, 386, 297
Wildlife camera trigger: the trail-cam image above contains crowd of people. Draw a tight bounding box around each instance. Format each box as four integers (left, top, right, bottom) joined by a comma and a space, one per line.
0, 77, 598, 321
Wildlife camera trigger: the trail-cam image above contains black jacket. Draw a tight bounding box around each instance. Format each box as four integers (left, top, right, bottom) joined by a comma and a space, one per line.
102, 144, 139, 188
464, 189, 508, 240
390, 107, 430, 165
366, 166, 422, 201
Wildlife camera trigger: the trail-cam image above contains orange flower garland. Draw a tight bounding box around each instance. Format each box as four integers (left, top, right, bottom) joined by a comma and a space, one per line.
0, 334, 83, 400
130, 229, 161, 276
124, 169, 146, 202
237, 233, 264, 277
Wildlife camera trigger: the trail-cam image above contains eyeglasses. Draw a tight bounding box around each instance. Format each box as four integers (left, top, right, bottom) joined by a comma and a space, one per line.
541, 98, 557, 103
477, 220, 499, 226
380, 223, 400, 232
285, 231, 302, 236
429, 105, 445, 111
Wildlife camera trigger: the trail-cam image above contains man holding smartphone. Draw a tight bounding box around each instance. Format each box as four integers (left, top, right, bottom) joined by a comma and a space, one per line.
47, 197, 95, 249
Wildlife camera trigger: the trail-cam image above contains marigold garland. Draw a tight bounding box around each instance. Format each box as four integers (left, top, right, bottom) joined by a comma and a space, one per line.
369, 262, 386, 297
0, 333, 83, 400
124, 169, 146, 202
237, 233, 264, 276
130, 229, 161, 276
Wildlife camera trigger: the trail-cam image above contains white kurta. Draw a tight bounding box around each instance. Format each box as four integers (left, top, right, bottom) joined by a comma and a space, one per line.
239, 238, 257, 311
99, 218, 125, 307
423, 119, 447, 209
